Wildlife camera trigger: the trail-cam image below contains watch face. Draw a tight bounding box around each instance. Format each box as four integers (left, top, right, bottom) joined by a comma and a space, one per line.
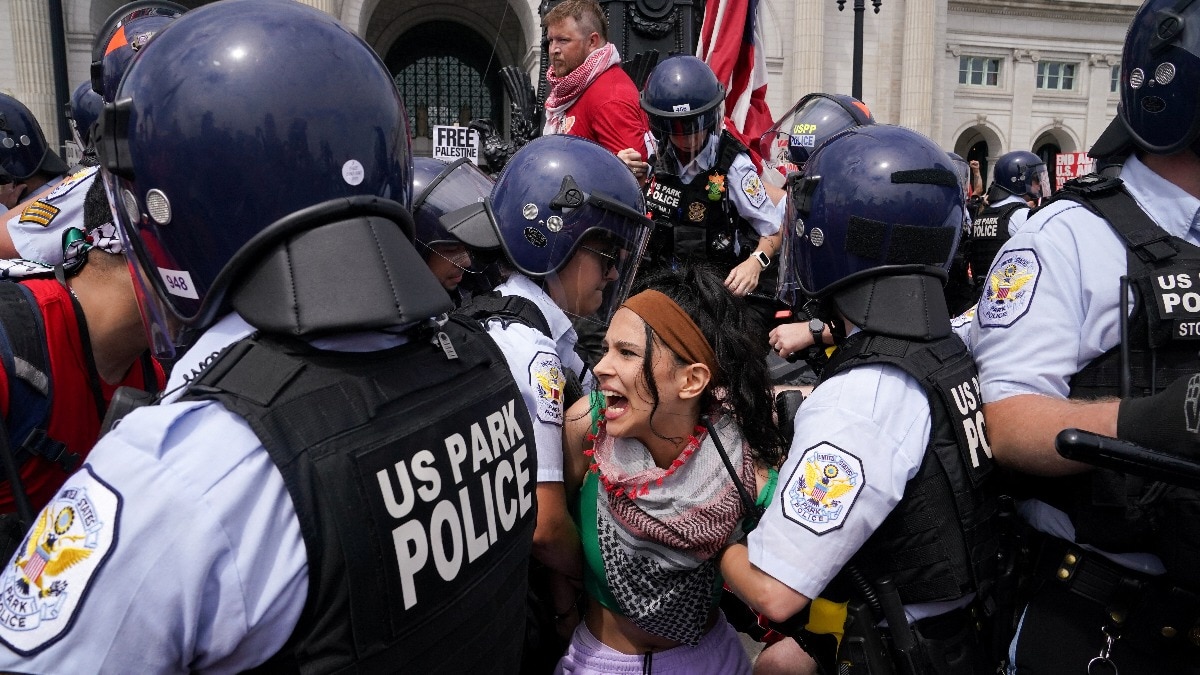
809, 318, 824, 332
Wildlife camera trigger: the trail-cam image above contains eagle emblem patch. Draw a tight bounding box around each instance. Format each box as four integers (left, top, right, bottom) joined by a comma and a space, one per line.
978, 248, 1040, 328
0, 469, 119, 655
529, 351, 566, 425
782, 443, 864, 535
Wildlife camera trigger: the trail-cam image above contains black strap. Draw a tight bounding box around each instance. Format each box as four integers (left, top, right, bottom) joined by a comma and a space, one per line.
702, 418, 763, 533
1057, 175, 1179, 264
55, 264, 107, 424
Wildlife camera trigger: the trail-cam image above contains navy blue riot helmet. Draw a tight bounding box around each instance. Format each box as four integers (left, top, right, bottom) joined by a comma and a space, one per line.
445, 134, 654, 325
98, 0, 447, 358
991, 150, 1050, 202
783, 125, 964, 337
65, 81, 103, 161
1116, 0, 1200, 154
641, 55, 725, 148
0, 93, 68, 183
91, 1, 185, 103
412, 157, 495, 249
759, 92, 874, 183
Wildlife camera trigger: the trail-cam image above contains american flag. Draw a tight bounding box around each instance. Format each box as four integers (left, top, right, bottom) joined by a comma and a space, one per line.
697, 0, 774, 145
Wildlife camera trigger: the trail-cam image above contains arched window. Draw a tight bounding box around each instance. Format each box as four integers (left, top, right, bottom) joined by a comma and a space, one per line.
386, 21, 503, 140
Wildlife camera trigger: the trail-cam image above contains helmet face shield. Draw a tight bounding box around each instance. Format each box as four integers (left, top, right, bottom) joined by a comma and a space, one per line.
1030, 163, 1051, 202
543, 214, 651, 327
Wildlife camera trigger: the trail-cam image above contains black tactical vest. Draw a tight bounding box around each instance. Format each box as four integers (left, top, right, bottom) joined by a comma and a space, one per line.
644, 130, 761, 269
183, 317, 536, 673
1034, 174, 1200, 588
821, 333, 999, 604
967, 202, 1026, 288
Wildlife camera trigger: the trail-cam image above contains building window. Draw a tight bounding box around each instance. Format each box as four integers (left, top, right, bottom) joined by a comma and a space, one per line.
959, 56, 1000, 86
394, 56, 492, 138
1111, 64, 1120, 93
1037, 61, 1076, 91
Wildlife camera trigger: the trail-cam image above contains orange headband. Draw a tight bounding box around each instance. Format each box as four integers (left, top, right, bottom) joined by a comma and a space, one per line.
621, 289, 717, 373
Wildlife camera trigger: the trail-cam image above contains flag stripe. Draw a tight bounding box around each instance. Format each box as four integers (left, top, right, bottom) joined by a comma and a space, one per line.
697, 0, 774, 144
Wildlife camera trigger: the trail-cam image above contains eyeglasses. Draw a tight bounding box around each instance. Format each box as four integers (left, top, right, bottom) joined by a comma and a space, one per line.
580, 245, 619, 273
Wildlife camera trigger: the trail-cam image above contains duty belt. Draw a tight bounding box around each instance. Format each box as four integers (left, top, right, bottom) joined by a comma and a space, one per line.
1035, 533, 1200, 653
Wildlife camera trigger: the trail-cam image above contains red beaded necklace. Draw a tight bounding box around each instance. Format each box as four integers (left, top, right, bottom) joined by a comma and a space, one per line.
584, 413, 708, 499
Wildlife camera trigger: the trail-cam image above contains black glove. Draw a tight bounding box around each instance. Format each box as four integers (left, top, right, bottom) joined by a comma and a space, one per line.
1116, 372, 1200, 459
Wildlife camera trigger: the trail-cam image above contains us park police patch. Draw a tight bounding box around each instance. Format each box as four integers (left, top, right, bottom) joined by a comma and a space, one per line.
529, 351, 565, 425
782, 442, 864, 535
0, 469, 119, 655
978, 248, 1040, 328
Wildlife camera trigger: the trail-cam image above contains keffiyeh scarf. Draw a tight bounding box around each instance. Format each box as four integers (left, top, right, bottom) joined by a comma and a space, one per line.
589, 411, 757, 644
544, 43, 621, 135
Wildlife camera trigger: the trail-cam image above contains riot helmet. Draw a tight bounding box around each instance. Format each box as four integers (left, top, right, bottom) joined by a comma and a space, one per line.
781, 124, 964, 338
641, 55, 724, 158
1115, 0, 1200, 154
0, 93, 69, 183
991, 150, 1050, 203
91, 1, 186, 103
66, 81, 103, 161
98, 0, 447, 359
759, 92, 874, 184
412, 157, 497, 290
444, 134, 654, 326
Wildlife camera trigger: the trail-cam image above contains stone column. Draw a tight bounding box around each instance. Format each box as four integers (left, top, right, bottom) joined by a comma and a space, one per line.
9, 0, 59, 149
1010, 48, 1038, 152
790, 0, 825, 104
899, 0, 936, 135
1087, 53, 1119, 148
296, 0, 341, 18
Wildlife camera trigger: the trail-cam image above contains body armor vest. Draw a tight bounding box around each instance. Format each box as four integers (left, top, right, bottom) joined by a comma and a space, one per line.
1035, 174, 1200, 588
821, 333, 999, 604
183, 317, 536, 673
644, 130, 760, 270
967, 202, 1025, 288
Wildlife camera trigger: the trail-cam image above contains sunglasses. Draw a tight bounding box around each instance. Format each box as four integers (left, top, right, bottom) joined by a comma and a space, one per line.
579, 245, 619, 273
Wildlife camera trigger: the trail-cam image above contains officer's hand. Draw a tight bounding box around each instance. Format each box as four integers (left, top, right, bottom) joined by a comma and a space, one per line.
0, 183, 27, 209
617, 147, 649, 184
725, 258, 761, 297
768, 323, 816, 359
1117, 373, 1200, 459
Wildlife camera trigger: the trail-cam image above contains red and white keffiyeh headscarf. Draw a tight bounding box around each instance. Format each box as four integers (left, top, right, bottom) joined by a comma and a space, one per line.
543, 42, 622, 135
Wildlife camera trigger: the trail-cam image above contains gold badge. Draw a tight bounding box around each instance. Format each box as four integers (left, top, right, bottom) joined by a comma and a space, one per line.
688, 202, 706, 222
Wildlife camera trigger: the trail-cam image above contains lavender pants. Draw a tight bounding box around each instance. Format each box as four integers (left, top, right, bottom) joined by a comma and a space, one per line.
554, 613, 752, 675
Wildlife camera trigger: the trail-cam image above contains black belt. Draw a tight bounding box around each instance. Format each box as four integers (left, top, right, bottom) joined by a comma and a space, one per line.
1036, 534, 1151, 609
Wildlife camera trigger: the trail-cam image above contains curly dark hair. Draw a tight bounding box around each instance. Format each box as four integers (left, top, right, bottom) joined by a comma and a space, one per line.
633, 263, 784, 468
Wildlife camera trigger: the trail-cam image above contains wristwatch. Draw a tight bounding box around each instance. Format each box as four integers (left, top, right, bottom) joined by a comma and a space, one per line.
752, 250, 771, 269
809, 317, 826, 346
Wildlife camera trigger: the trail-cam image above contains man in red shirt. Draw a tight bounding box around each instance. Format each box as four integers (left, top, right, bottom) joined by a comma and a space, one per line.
542, 0, 650, 180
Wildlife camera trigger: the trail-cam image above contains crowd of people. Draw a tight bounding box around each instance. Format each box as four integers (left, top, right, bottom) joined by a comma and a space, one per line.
0, 0, 1194, 673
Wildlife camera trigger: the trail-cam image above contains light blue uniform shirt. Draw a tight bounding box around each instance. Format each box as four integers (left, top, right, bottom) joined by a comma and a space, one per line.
749, 357, 970, 621
488, 274, 590, 482
0, 313, 416, 672
970, 154, 1200, 574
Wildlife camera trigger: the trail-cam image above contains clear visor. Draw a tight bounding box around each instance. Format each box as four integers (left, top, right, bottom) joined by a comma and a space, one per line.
757, 131, 798, 188
1029, 164, 1051, 202
546, 214, 651, 328
104, 170, 185, 360
775, 180, 805, 308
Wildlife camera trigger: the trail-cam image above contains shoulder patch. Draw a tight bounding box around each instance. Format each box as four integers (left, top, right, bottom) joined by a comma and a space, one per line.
781, 442, 864, 535
529, 351, 566, 425
741, 171, 769, 209
0, 467, 120, 655
950, 304, 977, 330
977, 248, 1041, 328
43, 167, 97, 202
18, 201, 60, 228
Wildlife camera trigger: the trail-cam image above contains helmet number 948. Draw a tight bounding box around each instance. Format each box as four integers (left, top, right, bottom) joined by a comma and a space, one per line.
158, 268, 200, 300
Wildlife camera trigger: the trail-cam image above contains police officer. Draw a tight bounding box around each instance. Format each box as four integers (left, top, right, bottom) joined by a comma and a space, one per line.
640, 55, 784, 329
721, 124, 999, 675
411, 156, 496, 304
64, 81, 102, 169
0, 2, 536, 671
964, 150, 1049, 294
971, 0, 1200, 672
0, 93, 71, 221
